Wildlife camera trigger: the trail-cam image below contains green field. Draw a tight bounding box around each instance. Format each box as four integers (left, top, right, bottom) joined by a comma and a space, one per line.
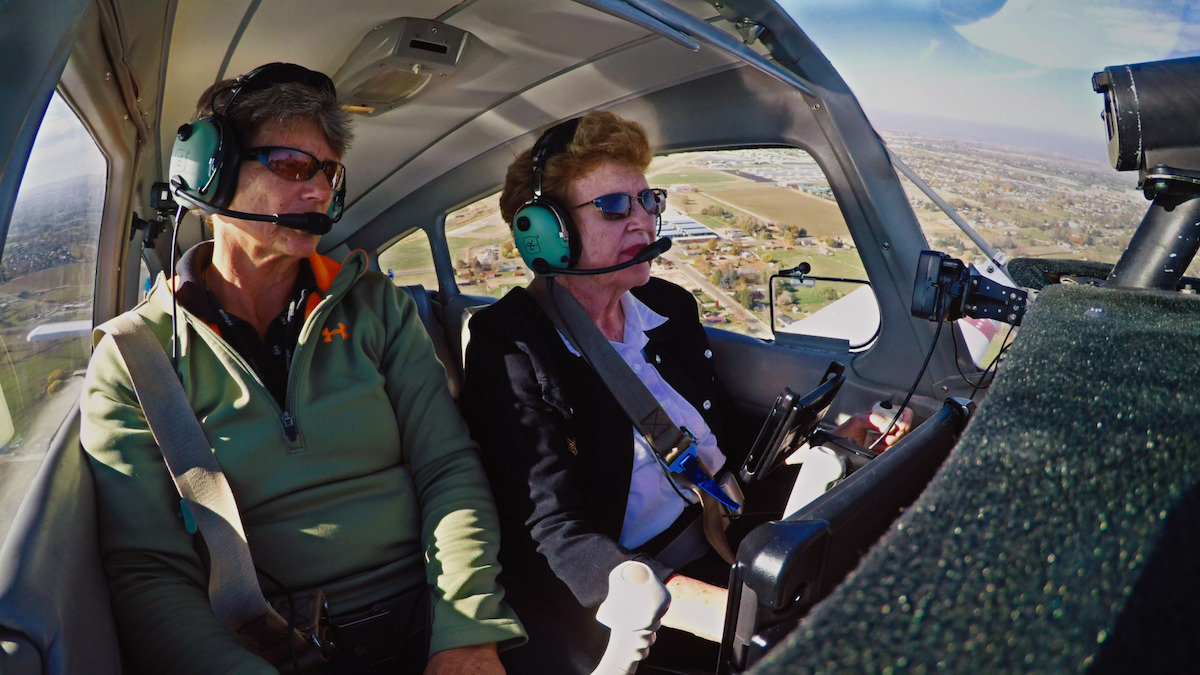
767, 248, 867, 279
0, 263, 93, 296
772, 279, 870, 319
0, 334, 89, 430
378, 231, 434, 272
705, 183, 848, 236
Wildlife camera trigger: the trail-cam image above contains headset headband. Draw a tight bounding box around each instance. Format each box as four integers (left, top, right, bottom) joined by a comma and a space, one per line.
530, 117, 581, 198
218, 62, 337, 117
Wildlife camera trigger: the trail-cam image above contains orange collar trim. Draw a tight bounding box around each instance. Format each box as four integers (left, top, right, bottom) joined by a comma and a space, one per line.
307, 253, 343, 293
302, 250, 365, 321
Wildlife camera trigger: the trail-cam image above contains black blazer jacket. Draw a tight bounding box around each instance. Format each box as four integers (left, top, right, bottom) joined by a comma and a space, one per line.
460, 278, 735, 673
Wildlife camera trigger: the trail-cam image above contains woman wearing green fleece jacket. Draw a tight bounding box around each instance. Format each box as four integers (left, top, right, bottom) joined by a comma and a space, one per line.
80, 63, 523, 674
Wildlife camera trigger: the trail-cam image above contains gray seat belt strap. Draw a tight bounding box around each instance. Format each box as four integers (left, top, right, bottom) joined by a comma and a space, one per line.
526, 279, 742, 563
98, 312, 280, 630
528, 278, 695, 466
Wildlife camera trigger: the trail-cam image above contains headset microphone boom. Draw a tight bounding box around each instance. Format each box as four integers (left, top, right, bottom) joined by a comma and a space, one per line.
169, 177, 335, 235
530, 237, 672, 277
165, 63, 346, 237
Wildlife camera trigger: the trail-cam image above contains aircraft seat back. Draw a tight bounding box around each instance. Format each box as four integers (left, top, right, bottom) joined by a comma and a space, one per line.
0, 402, 123, 674
441, 291, 496, 390
397, 285, 462, 398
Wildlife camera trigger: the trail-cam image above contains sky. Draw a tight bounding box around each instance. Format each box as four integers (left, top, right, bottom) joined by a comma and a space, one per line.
16, 1, 1200, 189
18, 95, 107, 192
779, 0, 1200, 162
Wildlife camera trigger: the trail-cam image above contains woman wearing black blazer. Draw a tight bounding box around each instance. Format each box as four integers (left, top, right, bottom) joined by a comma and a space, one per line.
460, 111, 907, 673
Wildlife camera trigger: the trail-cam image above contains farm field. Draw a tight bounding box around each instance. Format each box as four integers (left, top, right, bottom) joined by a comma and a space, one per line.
701, 183, 846, 237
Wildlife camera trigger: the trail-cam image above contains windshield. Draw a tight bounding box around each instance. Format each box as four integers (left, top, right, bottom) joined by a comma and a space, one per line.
783, 0, 1200, 272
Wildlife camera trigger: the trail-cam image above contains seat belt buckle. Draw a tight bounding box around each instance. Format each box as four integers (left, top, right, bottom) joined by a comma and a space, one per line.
668, 434, 741, 511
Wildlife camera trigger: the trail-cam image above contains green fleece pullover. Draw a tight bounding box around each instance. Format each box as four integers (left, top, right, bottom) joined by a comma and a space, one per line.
81, 247, 523, 674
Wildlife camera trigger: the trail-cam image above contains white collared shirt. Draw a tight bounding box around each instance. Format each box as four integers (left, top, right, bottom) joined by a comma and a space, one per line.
559, 292, 726, 549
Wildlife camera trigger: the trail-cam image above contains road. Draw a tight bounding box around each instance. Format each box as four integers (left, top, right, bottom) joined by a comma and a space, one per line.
447, 210, 507, 237
701, 191, 787, 229
661, 251, 772, 339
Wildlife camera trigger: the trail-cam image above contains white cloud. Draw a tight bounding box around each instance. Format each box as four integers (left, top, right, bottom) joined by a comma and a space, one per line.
19, 95, 106, 191
942, 65, 1046, 86
781, 0, 936, 11
956, 0, 1195, 69
779, 0, 1197, 152
916, 38, 942, 64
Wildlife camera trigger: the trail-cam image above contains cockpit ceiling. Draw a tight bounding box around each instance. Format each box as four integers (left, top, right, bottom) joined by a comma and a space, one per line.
154, 0, 755, 230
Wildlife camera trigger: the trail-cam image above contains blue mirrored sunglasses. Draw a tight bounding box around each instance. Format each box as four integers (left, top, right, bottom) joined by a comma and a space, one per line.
574, 188, 667, 221
243, 146, 346, 191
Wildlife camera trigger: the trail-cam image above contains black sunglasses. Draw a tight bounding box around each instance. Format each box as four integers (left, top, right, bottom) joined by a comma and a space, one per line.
573, 188, 667, 221
243, 146, 346, 190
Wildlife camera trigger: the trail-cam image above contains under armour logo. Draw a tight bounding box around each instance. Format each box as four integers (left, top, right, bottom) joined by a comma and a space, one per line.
322, 323, 349, 342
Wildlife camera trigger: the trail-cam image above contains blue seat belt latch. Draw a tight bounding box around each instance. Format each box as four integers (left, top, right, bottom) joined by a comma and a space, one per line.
667, 428, 741, 511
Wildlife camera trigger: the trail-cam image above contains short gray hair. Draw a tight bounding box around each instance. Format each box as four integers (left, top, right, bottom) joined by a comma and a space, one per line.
195, 74, 354, 156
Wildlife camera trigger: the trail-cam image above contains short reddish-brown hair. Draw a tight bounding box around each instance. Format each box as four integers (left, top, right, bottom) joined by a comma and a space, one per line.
499, 111, 653, 225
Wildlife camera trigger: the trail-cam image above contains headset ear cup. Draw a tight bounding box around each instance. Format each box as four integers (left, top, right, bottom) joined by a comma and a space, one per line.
168, 115, 242, 209
169, 117, 220, 200
513, 199, 575, 272
209, 116, 241, 209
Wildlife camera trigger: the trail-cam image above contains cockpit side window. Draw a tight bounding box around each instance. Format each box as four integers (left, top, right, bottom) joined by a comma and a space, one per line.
443, 195, 520, 298
0, 93, 105, 544
378, 195, 514, 297
422, 149, 882, 349
647, 149, 879, 347
378, 228, 438, 289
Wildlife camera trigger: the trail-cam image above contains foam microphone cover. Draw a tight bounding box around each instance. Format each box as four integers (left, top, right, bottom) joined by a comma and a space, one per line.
275, 212, 333, 235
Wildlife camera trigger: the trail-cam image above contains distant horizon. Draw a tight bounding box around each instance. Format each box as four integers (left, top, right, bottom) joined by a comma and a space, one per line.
867, 110, 1113, 165
781, 0, 1200, 171
18, 95, 106, 193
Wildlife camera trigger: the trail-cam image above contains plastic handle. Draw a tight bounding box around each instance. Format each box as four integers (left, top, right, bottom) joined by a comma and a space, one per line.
592, 561, 671, 675
869, 400, 895, 428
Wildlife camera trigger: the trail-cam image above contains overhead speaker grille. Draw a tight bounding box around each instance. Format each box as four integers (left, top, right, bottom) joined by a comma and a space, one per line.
334, 17, 468, 116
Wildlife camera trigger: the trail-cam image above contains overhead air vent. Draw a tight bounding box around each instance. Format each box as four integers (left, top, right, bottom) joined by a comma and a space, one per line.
334, 18, 468, 116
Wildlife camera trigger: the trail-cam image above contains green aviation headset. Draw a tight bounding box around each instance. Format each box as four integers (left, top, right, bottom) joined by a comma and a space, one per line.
167, 62, 346, 227
512, 118, 583, 274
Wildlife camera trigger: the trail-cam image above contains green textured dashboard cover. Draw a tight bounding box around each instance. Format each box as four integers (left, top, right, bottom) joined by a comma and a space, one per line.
757, 284, 1200, 672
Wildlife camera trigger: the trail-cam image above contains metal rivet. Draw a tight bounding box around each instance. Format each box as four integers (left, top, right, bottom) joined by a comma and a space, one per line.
704, 349, 713, 359
703, 400, 712, 410
882, 242, 891, 250
654, 354, 662, 364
